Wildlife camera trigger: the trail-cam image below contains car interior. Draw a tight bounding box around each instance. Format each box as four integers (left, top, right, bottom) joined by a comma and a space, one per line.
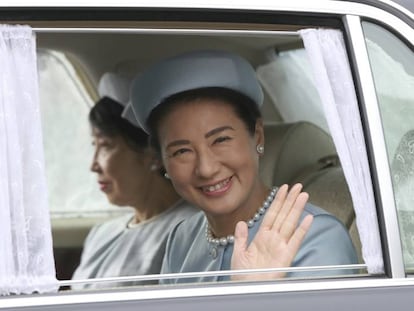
34, 24, 363, 285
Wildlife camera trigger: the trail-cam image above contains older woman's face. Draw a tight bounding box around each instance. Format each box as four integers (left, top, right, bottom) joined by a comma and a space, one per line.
90, 129, 151, 207
158, 99, 264, 217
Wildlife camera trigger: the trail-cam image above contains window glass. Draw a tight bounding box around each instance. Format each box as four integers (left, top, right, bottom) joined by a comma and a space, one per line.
36, 31, 365, 290
362, 22, 414, 271
38, 49, 122, 218
257, 48, 329, 133
38, 50, 132, 282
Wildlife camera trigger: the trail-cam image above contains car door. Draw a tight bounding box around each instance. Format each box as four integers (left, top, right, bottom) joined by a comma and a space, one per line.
0, 1, 414, 310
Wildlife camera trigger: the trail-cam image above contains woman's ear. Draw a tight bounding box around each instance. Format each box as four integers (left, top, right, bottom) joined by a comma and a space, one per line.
143, 147, 161, 171
149, 158, 163, 172
254, 118, 265, 148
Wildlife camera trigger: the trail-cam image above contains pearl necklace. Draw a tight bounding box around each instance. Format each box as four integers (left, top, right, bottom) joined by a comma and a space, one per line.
205, 186, 278, 247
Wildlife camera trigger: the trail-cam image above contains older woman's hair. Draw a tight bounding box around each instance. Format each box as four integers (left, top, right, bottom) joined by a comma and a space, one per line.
89, 96, 148, 151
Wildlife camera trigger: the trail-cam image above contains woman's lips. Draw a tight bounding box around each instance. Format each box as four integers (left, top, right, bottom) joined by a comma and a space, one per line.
200, 177, 232, 196
98, 181, 110, 192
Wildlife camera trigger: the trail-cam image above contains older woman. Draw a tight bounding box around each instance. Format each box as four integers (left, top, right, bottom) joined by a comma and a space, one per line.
72, 96, 197, 289
129, 50, 358, 283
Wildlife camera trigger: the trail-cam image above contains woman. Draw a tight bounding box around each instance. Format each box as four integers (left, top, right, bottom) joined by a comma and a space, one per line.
129, 50, 358, 283
72, 96, 197, 289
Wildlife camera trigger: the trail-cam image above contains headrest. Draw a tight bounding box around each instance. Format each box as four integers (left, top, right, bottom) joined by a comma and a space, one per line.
260, 121, 336, 187
129, 50, 264, 133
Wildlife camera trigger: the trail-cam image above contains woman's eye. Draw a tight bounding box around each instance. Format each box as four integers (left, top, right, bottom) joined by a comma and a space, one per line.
213, 136, 232, 144
98, 140, 114, 149
172, 148, 190, 157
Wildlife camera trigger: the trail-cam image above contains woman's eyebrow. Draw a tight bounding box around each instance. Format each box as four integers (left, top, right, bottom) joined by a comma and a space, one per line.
166, 139, 190, 149
165, 126, 234, 149
205, 126, 234, 139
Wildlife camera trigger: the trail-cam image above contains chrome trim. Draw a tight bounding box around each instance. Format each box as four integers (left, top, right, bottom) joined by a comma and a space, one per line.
25, 2, 412, 51
2, 277, 414, 309
61, 264, 367, 287
343, 14, 405, 278
0, 0, 407, 13
33, 28, 298, 36
0, 0, 412, 28
379, 0, 414, 20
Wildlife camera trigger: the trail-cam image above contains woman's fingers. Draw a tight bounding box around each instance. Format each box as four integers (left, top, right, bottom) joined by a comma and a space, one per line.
233, 220, 249, 259
260, 184, 288, 230
230, 185, 314, 281
271, 183, 304, 232
260, 183, 310, 243
287, 214, 314, 255
279, 191, 309, 238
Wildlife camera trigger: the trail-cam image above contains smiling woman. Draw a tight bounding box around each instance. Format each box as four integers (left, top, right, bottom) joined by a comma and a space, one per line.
129, 49, 358, 283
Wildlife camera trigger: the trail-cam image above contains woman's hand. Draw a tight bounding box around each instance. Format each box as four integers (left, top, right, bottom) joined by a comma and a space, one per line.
231, 183, 313, 281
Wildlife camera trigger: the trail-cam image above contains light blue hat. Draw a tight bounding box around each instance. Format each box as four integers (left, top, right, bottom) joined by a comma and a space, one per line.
129, 50, 263, 133
98, 72, 141, 128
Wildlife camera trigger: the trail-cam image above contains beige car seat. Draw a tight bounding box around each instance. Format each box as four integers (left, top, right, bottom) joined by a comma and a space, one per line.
260, 121, 363, 263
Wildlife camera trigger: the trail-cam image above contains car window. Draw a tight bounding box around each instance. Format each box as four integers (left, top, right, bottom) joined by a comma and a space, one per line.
39, 30, 371, 290
2, 5, 402, 303
2, 2, 414, 307
38, 49, 123, 218
257, 47, 329, 133
362, 21, 414, 272
7, 13, 383, 294
38, 49, 135, 282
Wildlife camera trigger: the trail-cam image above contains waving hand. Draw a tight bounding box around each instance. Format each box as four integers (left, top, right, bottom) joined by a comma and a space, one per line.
231, 184, 313, 281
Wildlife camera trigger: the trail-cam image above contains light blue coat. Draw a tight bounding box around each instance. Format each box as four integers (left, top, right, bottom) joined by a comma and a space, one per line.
160, 203, 358, 283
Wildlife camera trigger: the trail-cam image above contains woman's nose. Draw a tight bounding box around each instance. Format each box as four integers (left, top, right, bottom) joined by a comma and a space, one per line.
90, 153, 101, 173
195, 148, 220, 178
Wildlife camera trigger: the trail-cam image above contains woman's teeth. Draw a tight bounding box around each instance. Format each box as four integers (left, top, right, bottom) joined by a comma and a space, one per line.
203, 178, 229, 192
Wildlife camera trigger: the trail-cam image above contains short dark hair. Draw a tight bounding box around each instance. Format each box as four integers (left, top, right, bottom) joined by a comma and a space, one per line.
89, 96, 148, 151
147, 87, 262, 153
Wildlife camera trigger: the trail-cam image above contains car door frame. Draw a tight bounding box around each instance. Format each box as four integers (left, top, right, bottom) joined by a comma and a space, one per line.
0, 0, 414, 309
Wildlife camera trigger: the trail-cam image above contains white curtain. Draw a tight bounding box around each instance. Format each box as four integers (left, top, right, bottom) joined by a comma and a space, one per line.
0, 25, 58, 295
299, 29, 384, 274
257, 49, 329, 134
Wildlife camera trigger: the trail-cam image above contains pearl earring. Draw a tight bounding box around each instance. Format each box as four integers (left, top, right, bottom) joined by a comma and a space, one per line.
256, 145, 264, 154
164, 173, 170, 179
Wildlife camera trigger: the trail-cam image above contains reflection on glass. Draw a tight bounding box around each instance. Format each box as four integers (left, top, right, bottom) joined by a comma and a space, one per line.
362, 21, 414, 271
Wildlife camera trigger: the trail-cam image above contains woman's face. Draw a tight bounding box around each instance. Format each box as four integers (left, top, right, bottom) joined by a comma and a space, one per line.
158, 99, 264, 217
90, 129, 151, 206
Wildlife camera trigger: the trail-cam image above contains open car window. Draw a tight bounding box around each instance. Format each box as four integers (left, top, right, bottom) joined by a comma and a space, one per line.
37, 49, 135, 282
38, 49, 116, 217
34, 27, 373, 291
